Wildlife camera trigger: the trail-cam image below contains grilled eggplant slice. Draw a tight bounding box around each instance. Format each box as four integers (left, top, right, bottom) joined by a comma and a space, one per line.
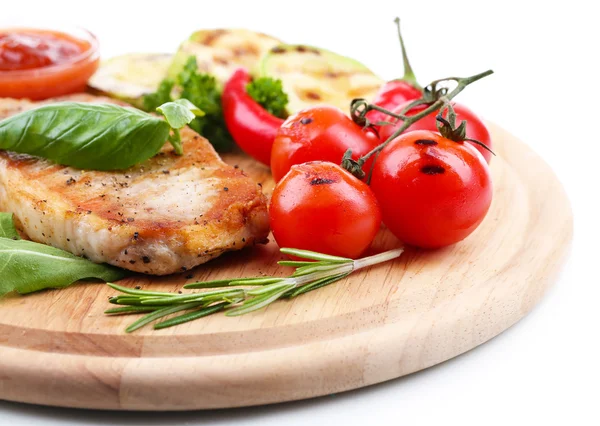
259, 44, 383, 113
168, 29, 281, 86
87, 53, 172, 109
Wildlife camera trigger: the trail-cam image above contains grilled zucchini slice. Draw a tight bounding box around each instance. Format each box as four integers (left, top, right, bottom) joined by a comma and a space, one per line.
168, 29, 282, 86
259, 44, 383, 113
87, 53, 172, 109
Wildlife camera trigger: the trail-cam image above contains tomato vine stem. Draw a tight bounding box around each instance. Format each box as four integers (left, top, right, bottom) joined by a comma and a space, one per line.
394, 17, 421, 90
343, 69, 493, 180
435, 100, 495, 156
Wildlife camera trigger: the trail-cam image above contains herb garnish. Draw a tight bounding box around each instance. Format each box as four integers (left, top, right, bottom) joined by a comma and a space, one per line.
142, 78, 175, 112
0, 99, 202, 170
144, 56, 234, 152
246, 77, 289, 118
0, 213, 127, 297
157, 98, 204, 155
0, 212, 20, 240
106, 247, 403, 332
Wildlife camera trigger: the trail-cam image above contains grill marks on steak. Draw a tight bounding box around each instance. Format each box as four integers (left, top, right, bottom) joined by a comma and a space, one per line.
0, 95, 270, 275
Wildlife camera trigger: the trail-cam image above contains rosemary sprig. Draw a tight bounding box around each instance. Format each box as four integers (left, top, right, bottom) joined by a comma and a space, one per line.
105, 247, 403, 332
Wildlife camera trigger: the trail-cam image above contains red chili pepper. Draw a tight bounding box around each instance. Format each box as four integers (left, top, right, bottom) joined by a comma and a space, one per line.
366, 18, 422, 130
222, 68, 284, 165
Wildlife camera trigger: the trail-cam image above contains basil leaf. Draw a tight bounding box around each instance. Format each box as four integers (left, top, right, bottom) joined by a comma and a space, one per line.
0, 237, 128, 297
157, 99, 204, 129
0, 212, 20, 240
156, 99, 204, 155
0, 102, 171, 170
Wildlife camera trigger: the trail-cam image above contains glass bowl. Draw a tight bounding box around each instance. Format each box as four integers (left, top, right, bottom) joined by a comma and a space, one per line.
0, 25, 100, 99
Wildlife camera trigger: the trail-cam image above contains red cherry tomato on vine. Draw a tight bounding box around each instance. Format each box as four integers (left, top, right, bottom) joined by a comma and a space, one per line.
269, 161, 381, 258
270, 106, 380, 182
379, 102, 493, 163
370, 130, 492, 249
366, 80, 422, 127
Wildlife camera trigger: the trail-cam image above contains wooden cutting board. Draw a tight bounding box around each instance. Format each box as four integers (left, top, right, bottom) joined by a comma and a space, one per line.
0, 123, 572, 411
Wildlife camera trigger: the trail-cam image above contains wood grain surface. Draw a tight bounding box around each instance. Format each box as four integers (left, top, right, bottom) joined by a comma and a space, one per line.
0, 123, 573, 410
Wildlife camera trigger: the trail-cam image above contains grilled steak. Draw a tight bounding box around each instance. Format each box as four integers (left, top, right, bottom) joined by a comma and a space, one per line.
0, 95, 269, 275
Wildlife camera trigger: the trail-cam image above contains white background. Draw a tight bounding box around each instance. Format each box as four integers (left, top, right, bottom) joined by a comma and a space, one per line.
1, 0, 598, 424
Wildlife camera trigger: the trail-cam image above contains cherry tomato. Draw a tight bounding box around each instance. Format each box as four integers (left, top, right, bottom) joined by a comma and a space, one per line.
270, 106, 380, 182
269, 161, 381, 258
366, 80, 421, 127
370, 130, 492, 248
379, 102, 493, 163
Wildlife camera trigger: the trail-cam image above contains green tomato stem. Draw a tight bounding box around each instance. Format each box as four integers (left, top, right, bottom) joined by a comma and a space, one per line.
394, 17, 421, 90
358, 69, 493, 165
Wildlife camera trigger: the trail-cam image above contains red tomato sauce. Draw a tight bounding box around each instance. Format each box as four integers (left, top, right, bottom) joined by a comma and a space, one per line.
0, 28, 99, 100
0, 31, 85, 71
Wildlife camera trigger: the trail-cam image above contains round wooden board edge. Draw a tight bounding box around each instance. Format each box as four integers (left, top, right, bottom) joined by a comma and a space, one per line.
0, 123, 574, 411
0, 250, 571, 411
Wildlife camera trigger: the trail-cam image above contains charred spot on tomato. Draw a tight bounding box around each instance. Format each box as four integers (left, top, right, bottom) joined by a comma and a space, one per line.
415, 139, 437, 146
309, 177, 336, 186
420, 165, 446, 175
300, 117, 313, 125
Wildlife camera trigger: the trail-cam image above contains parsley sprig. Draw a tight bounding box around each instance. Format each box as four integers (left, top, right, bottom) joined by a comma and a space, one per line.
143, 57, 234, 152
246, 77, 289, 118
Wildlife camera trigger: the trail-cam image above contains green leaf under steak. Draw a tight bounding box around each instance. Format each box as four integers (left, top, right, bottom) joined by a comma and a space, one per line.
0, 236, 127, 297
0, 212, 20, 240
